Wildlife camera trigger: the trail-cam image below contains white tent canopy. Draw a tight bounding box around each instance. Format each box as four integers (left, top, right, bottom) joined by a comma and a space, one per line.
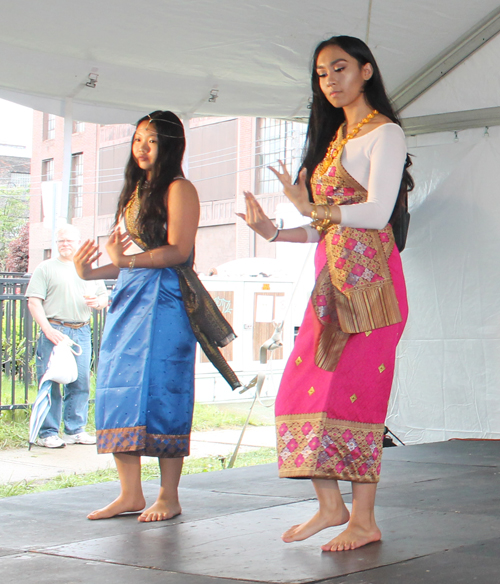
1, 1, 500, 125
3, 1, 500, 443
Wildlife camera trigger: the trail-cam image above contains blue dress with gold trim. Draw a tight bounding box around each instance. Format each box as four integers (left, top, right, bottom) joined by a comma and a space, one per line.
95, 266, 196, 457
95, 190, 196, 457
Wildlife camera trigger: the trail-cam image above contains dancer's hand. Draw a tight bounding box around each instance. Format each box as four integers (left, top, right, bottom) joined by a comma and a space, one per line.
74, 240, 101, 280
269, 162, 311, 216
106, 228, 133, 268
236, 191, 277, 240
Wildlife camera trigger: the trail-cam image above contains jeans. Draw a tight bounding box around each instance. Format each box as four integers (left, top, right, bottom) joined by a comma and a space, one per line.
36, 324, 92, 438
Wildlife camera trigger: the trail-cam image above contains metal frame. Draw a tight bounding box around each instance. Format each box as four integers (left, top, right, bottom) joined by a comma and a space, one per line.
402, 107, 500, 136
393, 6, 500, 112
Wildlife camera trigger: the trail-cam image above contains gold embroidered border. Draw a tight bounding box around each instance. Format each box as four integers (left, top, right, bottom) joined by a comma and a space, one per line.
276, 413, 384, 483
97, 425, 189, 458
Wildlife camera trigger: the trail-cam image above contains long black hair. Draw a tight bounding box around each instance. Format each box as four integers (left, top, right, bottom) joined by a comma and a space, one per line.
302, 35, 413, 223
115, 110, 186, 249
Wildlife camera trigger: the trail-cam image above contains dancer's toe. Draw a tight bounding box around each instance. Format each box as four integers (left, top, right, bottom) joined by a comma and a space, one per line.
281, 507, 350, 543
87, 495, 145, 520
321, 525, 381, 552
138, 501, 181, 522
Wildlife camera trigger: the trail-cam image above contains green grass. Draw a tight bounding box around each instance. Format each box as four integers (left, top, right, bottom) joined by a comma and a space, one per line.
0, 401, 270, 450
0, 376, 37, 407
191, 402, 269, 431
0, 373, 96, 408
0, 408, 30, 449
0, 447, 277, 499
0, 401, 97, 449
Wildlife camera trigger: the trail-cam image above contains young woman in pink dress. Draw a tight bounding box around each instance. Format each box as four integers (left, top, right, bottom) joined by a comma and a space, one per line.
237, 35, 412, 552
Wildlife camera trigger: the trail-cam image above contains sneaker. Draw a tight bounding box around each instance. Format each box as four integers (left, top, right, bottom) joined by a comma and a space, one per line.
37, 435, 66, 448
62, 431, 96, 445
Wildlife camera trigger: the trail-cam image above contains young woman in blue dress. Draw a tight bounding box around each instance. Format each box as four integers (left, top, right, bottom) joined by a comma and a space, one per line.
74, 111, 200, 522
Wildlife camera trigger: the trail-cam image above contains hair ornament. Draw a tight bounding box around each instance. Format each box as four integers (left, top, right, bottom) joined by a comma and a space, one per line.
142, 115, 183, 130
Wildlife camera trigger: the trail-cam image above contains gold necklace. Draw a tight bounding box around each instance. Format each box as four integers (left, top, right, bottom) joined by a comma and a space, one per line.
320, 109, 378, 175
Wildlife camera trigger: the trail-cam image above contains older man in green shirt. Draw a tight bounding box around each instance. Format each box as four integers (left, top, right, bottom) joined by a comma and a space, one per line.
27, 224, 108, 448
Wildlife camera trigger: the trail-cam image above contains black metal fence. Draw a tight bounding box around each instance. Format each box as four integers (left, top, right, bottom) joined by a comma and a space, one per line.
0, 272, 113, 411
0, 274, 36, 410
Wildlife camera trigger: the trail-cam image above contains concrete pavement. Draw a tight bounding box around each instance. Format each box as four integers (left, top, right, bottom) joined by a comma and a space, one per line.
0, 426, 277, 485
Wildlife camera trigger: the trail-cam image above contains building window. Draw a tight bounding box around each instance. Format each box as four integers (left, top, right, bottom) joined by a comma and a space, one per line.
41, 159, 54, 181
70, 153, 84, 218
10, 172, 30, 188
43, 249, 52, 260
42, 113, 56, 141
255, 119, 306, 194
73, 120, 85, 133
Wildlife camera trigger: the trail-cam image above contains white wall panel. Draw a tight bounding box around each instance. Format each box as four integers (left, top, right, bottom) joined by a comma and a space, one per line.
388, 126, 500, 442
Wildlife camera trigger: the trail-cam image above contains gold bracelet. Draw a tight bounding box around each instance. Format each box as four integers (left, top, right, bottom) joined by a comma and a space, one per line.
310, 204, 318, 221
128, 255, 136, 272
149, 250, 154, 267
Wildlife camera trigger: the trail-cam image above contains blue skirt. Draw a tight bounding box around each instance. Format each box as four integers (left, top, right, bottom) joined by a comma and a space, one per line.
95, 267, 196, 457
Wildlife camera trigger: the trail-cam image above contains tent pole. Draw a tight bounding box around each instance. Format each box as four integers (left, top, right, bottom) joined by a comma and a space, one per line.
393, 6, 500, 111
365, 0, 373, 45
61, 97, 73, 224
402, 106, 500, 136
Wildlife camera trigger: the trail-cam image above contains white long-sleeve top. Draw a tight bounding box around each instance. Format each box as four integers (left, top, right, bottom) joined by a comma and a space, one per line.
302, 123, 407, 242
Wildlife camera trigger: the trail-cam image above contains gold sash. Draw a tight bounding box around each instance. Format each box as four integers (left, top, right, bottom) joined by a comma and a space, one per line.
310, 127, 402, 371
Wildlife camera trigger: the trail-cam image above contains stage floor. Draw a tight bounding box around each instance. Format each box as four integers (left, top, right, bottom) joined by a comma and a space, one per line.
1, 440, 500, 583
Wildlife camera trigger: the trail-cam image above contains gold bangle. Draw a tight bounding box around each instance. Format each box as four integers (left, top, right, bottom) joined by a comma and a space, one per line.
128, 255, 136, 272
149, 250, 154, 267
310, 204, 318, 221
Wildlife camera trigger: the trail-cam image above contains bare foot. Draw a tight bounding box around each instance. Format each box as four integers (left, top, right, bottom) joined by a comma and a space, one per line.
321, 523, 381, 552
138, 500, 182, 522
87, 494, 146, 520
282, 505, 350, 543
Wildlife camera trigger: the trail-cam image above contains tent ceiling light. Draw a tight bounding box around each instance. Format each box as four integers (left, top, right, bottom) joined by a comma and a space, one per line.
208, 89, 219, 103
85, 73, 99, 89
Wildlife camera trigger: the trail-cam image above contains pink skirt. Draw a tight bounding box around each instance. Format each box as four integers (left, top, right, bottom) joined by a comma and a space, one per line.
275, 240, 408, 483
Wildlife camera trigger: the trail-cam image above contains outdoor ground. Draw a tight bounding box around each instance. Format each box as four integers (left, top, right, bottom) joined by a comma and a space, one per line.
0, 400, 277, 497
2, 440, 500, 584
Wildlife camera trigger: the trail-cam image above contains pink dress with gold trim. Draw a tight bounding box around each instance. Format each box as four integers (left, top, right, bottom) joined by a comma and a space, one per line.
275, 124, 408, 483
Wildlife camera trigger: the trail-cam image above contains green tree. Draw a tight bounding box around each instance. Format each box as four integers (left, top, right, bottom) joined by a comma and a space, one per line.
6, 222, 29, 272
0, 187, 29, 271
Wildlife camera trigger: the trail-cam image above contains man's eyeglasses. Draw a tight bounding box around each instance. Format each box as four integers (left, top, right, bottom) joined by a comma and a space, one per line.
56, 239, 78, 244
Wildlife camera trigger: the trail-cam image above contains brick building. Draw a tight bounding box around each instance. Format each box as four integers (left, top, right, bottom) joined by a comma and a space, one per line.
28, 113, 306, 273
0, 154, 30, 188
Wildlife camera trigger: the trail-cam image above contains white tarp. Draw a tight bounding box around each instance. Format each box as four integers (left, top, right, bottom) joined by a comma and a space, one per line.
387, 125, 500, 442
1, 1, 500, 123
379, 23, 500, 442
